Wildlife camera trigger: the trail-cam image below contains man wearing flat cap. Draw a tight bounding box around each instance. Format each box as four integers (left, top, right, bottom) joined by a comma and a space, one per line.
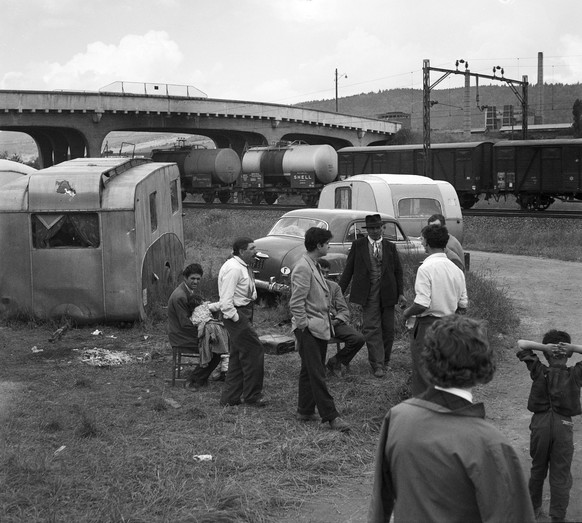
339, 214, 406, 377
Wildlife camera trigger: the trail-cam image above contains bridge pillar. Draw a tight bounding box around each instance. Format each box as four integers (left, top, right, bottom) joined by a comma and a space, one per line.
210, 132, 266, 158
62, 129, 88, 159
30, 132, 54, 167
51, 131, 70, 164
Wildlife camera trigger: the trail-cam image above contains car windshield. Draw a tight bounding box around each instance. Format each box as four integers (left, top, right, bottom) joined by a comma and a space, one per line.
345, 220, 406, 242
268, 217, 328, 238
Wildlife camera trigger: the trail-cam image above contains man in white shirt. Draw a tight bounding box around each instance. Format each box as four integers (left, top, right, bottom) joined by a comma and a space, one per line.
403, 224, 468, 395
218, 237, 266, 407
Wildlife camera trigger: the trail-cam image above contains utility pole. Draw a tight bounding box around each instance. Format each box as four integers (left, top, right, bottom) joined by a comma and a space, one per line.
335, 68, 347, 112
423, 60, 431, 178
422, 59, 529, 178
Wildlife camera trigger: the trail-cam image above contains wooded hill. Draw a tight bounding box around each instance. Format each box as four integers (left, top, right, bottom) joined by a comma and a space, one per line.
298, 83, 582, 132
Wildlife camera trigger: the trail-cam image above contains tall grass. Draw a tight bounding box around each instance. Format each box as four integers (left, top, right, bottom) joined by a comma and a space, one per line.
0, 207, 537, 522
464, 216, 582, 262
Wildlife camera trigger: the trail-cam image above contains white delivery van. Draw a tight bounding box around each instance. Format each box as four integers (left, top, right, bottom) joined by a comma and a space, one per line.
318, 174, 463, 241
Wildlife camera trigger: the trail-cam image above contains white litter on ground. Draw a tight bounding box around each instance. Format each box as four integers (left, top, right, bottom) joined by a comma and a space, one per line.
79, 347, 135, 366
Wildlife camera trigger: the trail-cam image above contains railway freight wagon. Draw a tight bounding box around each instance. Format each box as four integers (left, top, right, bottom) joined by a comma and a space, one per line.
493, 139, 582, 210
337, 142, 494, 209
0, 157, 185, 323
241, 142, 338, 206
151, 146, 241, 203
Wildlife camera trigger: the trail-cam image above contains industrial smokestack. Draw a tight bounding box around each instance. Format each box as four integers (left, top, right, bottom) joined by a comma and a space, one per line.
536, 51, 544, 124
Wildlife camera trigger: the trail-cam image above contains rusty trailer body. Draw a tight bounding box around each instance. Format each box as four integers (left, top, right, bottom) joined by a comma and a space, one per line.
0, 159, 37, 188
0, 157, 185, 323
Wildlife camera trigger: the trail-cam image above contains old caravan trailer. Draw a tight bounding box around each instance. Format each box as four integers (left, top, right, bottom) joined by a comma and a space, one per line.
0, 157, 185, 322
0, 159, 37, 187
318, 174, 463, 241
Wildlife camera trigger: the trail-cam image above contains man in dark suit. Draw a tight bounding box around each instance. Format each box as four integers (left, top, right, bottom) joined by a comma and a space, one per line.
339, 214, 406, 378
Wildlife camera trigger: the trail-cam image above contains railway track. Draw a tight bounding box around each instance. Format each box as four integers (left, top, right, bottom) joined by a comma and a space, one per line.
463, 208, 582, 219
182, 201, 301, 212
183, 201, 582, 219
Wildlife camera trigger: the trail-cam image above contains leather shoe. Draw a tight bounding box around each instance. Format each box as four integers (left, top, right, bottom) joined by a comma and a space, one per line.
296, 412, 318, 422
329, 417, 350, 432
245, 399, 268, 408
373, 368, 385, 378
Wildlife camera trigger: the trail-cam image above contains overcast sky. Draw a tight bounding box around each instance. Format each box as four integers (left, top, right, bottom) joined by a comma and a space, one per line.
1, 0, 581, 105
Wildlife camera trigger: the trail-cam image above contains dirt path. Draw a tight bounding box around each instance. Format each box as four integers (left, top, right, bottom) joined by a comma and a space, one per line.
280, 251, 582, 523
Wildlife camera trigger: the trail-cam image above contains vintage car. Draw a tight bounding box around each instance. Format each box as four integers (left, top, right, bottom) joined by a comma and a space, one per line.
252, 208, 424, 294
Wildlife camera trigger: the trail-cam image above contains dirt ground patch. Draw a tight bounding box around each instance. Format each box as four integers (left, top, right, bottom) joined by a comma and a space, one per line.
278, 251, 582, 523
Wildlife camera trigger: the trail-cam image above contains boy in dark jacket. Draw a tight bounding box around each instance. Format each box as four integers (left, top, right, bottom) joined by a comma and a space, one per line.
517, 330, 582, 523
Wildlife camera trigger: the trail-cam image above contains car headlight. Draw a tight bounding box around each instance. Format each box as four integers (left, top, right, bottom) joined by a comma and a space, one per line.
281, 267, 291, 276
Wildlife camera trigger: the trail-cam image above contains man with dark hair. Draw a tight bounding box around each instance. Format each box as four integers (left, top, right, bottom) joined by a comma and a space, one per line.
369, 315, 535, 523
318, 258, 365, 377
427, 213, 465, 270
289, 227, 350, 431
167, 263, 222, 388
218, 237, 266, 407
339, 214, 406, 378
403, 224, 468, 395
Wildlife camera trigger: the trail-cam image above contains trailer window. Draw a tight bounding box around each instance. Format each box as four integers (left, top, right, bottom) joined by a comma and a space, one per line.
170, 180, 179, 214
334, 187, 352, 209
398, 198, 441, 217
32, 213, 100, 248
150, 191, 158, 232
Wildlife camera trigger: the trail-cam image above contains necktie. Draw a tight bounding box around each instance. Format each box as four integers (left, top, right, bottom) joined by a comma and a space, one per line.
374, 241, 381, 260
247, 265, 256, 298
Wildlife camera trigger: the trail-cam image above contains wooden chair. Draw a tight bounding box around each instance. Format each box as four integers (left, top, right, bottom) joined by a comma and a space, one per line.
171, 337, 200, 386
328, 337, 342, 355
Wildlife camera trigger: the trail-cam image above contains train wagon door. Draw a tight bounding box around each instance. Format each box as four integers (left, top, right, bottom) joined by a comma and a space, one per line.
540, 146, 562, 192
30, 212, 105, 321
562, 145, 582, 194
432, 150, 455, 184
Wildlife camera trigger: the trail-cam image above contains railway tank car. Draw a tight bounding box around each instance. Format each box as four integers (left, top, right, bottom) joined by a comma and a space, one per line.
240, 142, 338, 206
151, 146, 241, 203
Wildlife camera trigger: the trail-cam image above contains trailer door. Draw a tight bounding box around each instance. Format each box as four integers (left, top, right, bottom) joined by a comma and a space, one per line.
30, 212, 105, 321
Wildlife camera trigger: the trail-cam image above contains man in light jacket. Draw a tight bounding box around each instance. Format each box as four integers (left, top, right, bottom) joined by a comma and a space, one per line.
289, 227, 350, 432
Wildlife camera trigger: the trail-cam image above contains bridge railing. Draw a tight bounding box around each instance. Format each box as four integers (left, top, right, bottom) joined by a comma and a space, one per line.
99, 81, 208, 98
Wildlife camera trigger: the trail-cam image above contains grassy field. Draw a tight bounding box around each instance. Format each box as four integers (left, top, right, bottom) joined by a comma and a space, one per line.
0, 207, 577, 522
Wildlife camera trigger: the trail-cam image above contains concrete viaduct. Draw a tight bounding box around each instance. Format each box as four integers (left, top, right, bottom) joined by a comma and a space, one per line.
0, 88, 399, 167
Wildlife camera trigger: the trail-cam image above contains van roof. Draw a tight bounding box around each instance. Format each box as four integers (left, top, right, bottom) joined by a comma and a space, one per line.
346, 174, 439, 185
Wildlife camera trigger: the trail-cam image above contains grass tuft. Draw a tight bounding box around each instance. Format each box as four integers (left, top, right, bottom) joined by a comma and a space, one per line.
74, 411, 100, 438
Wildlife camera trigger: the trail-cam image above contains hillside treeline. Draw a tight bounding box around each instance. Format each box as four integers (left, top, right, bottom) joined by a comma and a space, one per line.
298, 83, 582, 132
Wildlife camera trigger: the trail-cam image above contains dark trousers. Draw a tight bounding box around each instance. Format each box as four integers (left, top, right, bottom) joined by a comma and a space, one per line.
295, 328, 339, 423
190, 352, 222, 385
220, 306, 264, 405
329, 322, 365, 366
529, 411, 574, 520
410, 315, 438, 396
361, 279, 395, 370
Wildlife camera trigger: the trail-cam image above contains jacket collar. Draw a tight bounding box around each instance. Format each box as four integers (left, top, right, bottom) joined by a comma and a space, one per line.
404, 396, 486, 418
303, 253, 329, 291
